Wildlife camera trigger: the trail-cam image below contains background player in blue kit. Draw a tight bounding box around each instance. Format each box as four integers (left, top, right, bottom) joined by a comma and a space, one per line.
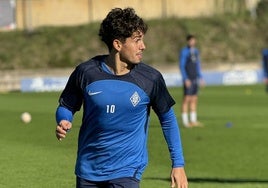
262, 49, 268, 93
55, 8, 188, 188
179, 35, 204, 127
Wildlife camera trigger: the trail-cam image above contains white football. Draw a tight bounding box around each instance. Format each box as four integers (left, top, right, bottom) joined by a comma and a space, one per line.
21, 112, 32, 124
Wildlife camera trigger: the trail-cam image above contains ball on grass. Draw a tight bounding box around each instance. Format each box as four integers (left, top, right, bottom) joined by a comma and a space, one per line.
21, 112, 31, 124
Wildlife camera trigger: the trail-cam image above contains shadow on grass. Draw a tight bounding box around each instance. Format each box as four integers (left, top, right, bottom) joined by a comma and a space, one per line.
144, 177, 268, 184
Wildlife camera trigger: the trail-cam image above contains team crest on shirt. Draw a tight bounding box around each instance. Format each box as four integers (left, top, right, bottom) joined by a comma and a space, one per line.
130, 91, 140, 107
191, 54, 197, 63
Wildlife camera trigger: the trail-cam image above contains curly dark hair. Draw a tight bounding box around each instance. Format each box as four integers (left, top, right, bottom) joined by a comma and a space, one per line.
99, 8, 148, 51
186, 34, 195, 41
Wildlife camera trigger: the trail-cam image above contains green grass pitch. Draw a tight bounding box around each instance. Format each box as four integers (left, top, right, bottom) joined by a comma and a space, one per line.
0, 84, 268, 188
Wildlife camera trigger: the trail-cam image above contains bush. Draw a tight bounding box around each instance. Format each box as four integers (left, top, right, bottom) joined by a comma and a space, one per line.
0, 13, 266, 69
256, 0, 268, 21
256, 0, 268, 43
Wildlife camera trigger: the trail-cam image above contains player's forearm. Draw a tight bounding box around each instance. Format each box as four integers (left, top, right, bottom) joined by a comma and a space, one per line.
179, 63, 188, 81
264, 71, 268, 79
197, 59, 203, 79
263, 62, 268, 78
181, 71, 189, 81
56, 106, 74, 124
158, 108, 185, 167
179, 52, 189, 80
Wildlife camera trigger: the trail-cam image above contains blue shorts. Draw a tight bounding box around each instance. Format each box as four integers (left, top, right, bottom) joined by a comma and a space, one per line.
76, 176, 140, 188
183, 79, 199, 96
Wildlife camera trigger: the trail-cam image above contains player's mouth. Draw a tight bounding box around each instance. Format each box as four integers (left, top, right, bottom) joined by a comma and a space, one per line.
137, 52, 143, 59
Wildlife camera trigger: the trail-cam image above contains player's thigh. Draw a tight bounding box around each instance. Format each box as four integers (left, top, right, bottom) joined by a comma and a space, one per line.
183, 80, 198, 96
182, 95, 191, 103
191, 79, 199, 95
190, 95, 198, 103
108, 177, 140, 188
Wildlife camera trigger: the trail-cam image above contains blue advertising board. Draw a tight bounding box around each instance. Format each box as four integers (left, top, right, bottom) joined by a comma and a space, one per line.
21, 77, 68, 92
21, 69, 264, 92
163, 69, 262, 87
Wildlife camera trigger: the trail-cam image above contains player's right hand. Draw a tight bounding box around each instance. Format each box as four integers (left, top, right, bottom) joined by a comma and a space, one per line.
264, 78, 268, 84
199, 78, 206, 88
185, 79, 191, 88
56, 120, 72, 141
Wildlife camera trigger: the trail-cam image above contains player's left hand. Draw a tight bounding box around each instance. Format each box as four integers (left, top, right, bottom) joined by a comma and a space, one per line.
199, 79, 205, 88
170, 167, 188, 188
264, 78, 268, 84
56, 120, 72, 141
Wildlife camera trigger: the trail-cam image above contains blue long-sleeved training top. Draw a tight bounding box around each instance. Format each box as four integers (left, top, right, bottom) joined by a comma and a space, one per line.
56, 55, 185, 181
179, 46, 202, 81
262, 49, 268, 78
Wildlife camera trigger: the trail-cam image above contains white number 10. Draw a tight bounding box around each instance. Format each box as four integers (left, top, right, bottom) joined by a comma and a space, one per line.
106, 105, 116, 113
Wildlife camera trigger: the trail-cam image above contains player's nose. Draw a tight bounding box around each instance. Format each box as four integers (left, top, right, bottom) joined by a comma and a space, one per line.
140, 41, 146, 50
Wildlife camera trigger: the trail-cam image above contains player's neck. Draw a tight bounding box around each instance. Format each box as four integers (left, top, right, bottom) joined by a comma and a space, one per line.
105, 53, 133, 76
188, 45, 195, 49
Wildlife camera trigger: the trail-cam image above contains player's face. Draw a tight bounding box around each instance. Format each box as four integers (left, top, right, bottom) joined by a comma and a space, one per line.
119, 31, 146, 64
188, 38, 196, 48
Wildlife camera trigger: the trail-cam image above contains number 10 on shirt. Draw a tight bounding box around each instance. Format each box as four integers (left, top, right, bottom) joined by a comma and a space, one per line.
106, 105, 116, 113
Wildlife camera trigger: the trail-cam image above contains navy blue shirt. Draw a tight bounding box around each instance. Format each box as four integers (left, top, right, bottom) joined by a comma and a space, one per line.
57, 55, 184, 181
179, 46, 202, 81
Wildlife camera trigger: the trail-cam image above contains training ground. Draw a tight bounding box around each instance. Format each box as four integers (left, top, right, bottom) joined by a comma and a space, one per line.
0, 84, 268, 188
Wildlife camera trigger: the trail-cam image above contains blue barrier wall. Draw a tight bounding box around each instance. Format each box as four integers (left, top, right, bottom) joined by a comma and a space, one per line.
163, 69, 263, 87
21, 69, 264, 92
21, 77, 68, 92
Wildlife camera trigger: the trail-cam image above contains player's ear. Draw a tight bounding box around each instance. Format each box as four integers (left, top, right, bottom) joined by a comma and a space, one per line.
113, 39, 122, 51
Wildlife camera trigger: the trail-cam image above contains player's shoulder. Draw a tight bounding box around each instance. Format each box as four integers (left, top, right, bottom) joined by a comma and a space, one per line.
75, 55, 105, 73
180, 46, 191, 55
181, 46, 188, 52
132, 63, 166, 95
134, 63, 163, 80
262, 49, 268, 55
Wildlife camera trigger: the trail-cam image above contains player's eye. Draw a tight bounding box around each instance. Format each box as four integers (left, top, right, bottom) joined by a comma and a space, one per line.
134, 38, 140, 42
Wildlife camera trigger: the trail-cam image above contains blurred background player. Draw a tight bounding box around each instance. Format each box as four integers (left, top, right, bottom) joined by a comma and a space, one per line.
179, 34, 204, 127
55, 7, 188, 188
262, 48, 268, 93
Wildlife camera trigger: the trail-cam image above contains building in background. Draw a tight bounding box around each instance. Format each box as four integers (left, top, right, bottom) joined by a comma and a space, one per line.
0, 0, 16, 30
0, 0, 262, 31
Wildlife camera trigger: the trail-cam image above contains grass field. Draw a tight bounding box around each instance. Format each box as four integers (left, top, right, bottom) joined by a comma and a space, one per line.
0, 84, 268, 188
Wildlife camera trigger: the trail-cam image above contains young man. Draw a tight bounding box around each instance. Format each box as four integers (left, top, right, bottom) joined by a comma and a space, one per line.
55, 8, 188, 188
262, 48, 268, 93
179, 34, 204, 128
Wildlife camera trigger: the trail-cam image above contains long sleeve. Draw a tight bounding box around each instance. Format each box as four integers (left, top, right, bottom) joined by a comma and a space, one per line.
158, 108, 185, 168
56, 106, 74, 124
179, 48, 189, 81
196, 49, 203, 79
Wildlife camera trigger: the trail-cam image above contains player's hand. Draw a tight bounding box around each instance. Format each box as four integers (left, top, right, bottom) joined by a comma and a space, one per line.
200, 78, 205, 88
56, 120, 72, 141
264, 78, 268, 84
170, 167, 188, 188
185, 79, 191, 88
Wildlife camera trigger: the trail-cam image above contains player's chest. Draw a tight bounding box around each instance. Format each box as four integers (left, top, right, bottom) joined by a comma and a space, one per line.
84, 80, 150, 110
187, 52, 198, 63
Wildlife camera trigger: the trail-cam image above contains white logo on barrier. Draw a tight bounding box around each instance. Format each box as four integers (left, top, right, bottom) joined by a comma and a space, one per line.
30, 78, 44, 90
222, 70, 258, 85
162, 73, 182, 87
21, 77, 68, 92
